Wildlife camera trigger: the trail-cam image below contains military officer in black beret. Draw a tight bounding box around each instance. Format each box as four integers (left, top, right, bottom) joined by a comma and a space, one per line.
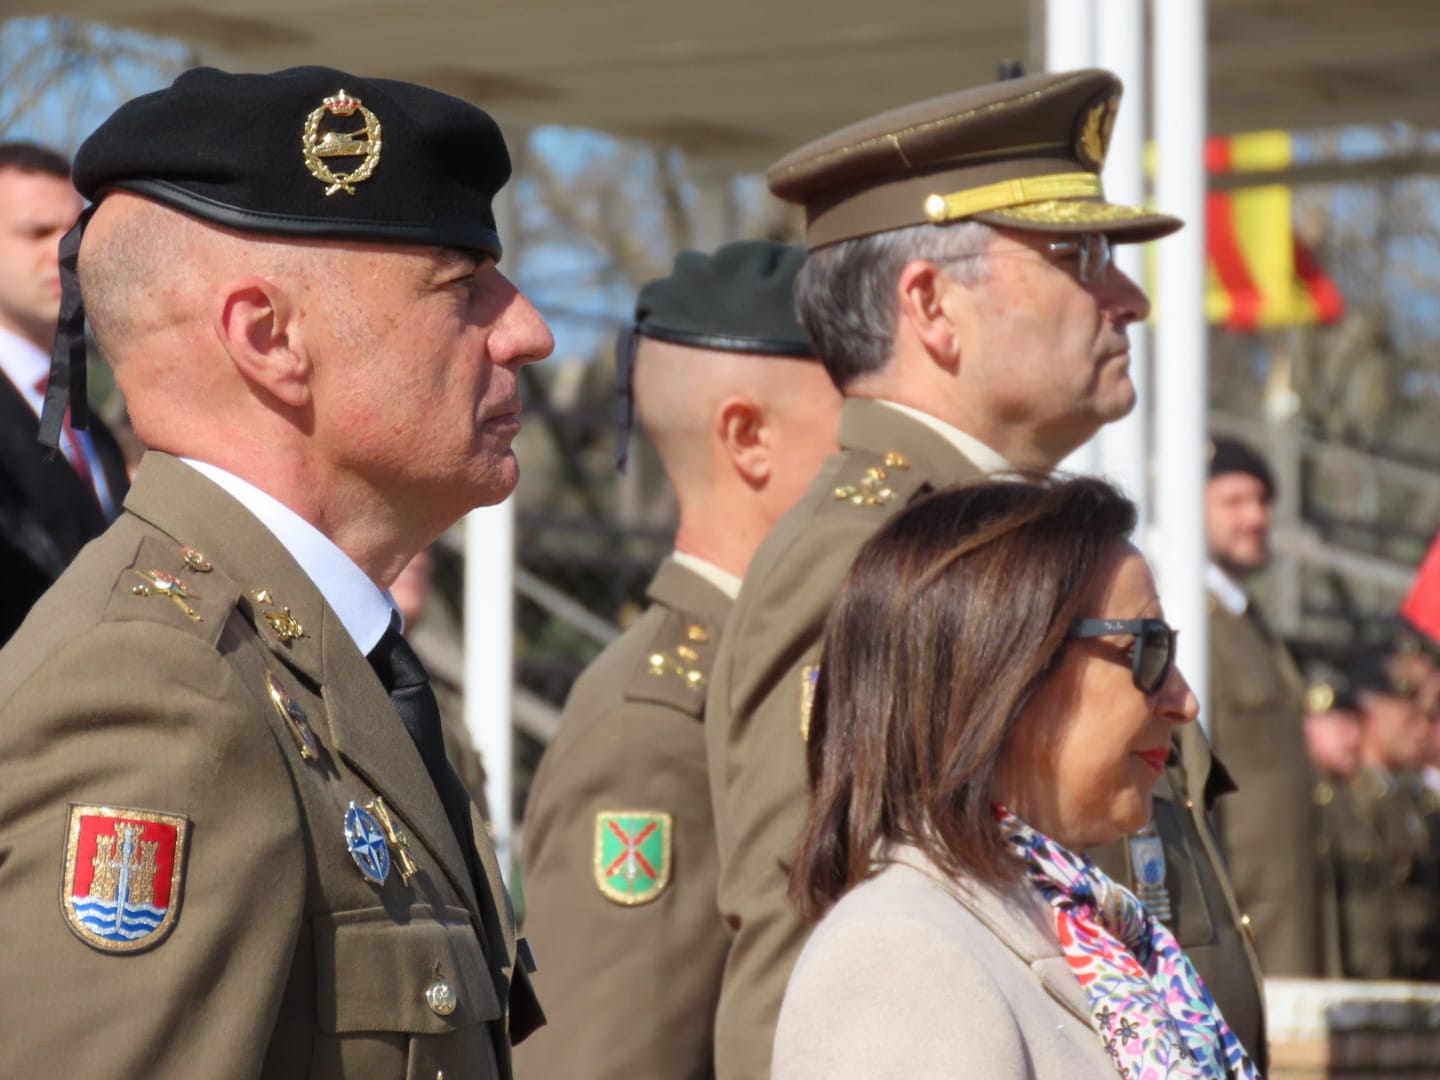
518, 241, 841, 1079
0, 66, 549, 1078
703, 69, 1269, 1077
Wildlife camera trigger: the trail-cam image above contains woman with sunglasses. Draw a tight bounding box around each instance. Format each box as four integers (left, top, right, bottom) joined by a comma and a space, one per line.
774, 477, 1261, 1080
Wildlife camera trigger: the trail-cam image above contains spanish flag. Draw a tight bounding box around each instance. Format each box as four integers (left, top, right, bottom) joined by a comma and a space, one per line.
1206, 133, 1344, 332
1403, 530, 1440, 646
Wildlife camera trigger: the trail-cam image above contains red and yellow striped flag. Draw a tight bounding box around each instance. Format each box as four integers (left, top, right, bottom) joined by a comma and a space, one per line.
1206, 133, 1344, 331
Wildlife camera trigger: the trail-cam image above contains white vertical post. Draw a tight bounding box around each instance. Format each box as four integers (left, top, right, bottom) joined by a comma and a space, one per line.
1048, 0, 1101, 476
1152, 0, 1211, 731
1094, 0, 1150, 525
465, 166, 520, 877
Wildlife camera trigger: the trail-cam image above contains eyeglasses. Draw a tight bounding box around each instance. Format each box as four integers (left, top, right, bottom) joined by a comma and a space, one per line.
1067, 618, 1177, 694
939, 232, 1114, 286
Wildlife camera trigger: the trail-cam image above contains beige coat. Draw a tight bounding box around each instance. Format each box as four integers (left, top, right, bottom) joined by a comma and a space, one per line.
773, 845, 1118, 1079
0, 453, 536, 1079
518, 559, 729, 1079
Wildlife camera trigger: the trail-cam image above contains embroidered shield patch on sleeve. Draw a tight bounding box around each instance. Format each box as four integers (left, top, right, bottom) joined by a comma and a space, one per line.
594, 810, 672, 906
61, 804, 189, 952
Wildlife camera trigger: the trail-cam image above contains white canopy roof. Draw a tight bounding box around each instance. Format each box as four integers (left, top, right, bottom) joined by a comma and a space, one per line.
20, 0, 1440, 171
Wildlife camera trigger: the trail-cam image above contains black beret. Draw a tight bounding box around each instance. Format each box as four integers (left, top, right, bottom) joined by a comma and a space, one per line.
73, 65, 509, 258
1207, 435, 1275, 499
1345, 650, 1414, 701
634, 240, 814, 357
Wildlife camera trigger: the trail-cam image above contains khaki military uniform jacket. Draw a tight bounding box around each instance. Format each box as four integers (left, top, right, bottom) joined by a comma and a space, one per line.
1314, 775, 1392, 979
0, 453, 537, 1080
1352, 766, 1440, 980
704, 399, 1267, 1078
1207, 594, 1323, 977
518, 559, 729, 1079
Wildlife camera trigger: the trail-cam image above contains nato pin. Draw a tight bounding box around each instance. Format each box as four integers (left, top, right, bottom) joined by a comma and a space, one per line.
344, 801, 391, 886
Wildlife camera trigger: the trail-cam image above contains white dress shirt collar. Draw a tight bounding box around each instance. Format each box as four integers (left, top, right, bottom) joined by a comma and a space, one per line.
1205, 562, 1249, 616
180, 458, 396, 654
874, 400, 1015, 476
0, 324, 51, 416
671, 551, 742, 601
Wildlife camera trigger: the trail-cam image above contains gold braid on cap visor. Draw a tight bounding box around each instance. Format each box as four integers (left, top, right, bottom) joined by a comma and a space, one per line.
922, 171, 1103, 223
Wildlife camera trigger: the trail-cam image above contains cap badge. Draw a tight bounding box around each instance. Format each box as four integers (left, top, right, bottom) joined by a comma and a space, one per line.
61, 804, 189, 953
593, 810, 673, 905
1077, 97, 1119, 171
302, 89, 383, 197
344, 800, 391, 886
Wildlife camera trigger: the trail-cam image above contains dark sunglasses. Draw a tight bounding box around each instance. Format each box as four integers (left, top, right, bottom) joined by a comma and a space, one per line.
1067, 618, 1178, 694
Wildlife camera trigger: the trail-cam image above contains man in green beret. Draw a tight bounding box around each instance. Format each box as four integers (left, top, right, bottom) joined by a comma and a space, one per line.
517, 240, 841, 1079
1204, 435, 1324, 977
0, 66, 549, 1078
704, 69, 1267, 1077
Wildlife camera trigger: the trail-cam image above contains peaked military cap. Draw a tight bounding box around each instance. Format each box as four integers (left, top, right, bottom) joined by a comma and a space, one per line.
1208, 435, 1276, 499
43, 65, 511, 450
615, 240, 817, 470
767, 68, 1182, 251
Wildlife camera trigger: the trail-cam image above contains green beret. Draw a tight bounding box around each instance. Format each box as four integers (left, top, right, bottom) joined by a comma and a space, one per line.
767, 68, 1182, 251
73, 65, 509, 258
634, 240, 814, 357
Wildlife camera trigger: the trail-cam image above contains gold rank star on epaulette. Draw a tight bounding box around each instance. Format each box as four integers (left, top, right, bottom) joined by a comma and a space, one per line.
832, 451, 910, 508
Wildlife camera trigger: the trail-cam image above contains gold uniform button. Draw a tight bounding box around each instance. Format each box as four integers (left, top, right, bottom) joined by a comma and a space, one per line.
1184, 799, 1195, 810
425, 978, 458, 1016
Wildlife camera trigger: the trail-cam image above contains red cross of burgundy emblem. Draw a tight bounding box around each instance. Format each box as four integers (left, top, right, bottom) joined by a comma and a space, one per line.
61, 804, 189, 953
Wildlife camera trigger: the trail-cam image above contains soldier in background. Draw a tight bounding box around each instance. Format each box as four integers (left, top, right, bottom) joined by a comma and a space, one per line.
518, 241, 841, 1079
1303, 672, 1391, 979
705, 70, 1267, 1077
1204, 434, 1324, 976
1349, 650, 1440, 979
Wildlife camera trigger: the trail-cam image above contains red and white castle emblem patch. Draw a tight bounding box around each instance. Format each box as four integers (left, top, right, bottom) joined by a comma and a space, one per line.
61, 805, 189, 953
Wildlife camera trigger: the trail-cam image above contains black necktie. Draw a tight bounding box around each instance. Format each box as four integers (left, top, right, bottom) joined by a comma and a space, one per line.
368, 616, 475, 858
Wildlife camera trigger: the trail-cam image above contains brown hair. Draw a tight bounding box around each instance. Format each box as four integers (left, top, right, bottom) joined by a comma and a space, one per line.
790, 476, 1137, 919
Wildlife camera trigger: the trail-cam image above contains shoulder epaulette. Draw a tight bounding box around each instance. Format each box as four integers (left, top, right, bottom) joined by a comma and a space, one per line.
101, 535, 241, 649
624, 605, 721, 718
825, 448, 929, 513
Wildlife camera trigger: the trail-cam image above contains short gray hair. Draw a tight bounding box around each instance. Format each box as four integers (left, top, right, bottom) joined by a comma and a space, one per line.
795, 220, 997, 389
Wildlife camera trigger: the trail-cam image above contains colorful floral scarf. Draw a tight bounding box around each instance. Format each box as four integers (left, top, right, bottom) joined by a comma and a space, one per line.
996, 807, 1262, 1080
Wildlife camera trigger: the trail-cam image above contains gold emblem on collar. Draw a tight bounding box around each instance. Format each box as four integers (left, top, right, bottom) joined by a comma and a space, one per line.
265, 671, 319, 761
301, 89, 383, 197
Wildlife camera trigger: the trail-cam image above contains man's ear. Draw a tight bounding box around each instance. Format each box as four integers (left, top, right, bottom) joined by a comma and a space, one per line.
212, 276, 311, 409
895, 259, 967, 370
717, 396, 770, 489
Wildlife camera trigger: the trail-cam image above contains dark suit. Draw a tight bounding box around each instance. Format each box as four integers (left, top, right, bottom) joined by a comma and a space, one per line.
0, 371, 129, 643
0, 452, 537, 1079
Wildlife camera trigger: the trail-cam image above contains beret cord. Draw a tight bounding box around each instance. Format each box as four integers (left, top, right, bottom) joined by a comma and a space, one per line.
39, 204, 97, 451
613, 325, 639, 473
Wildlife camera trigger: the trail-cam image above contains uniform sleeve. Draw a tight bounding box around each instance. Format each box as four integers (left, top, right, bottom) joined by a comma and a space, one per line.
516, 698, 725, 1080
706, 512, 880, 1080
772, 911, 1029, 1080
0, 621, 307, 1080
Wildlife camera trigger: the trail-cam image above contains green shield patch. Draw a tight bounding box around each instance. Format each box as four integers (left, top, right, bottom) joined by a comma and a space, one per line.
594, 810, 673, 906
